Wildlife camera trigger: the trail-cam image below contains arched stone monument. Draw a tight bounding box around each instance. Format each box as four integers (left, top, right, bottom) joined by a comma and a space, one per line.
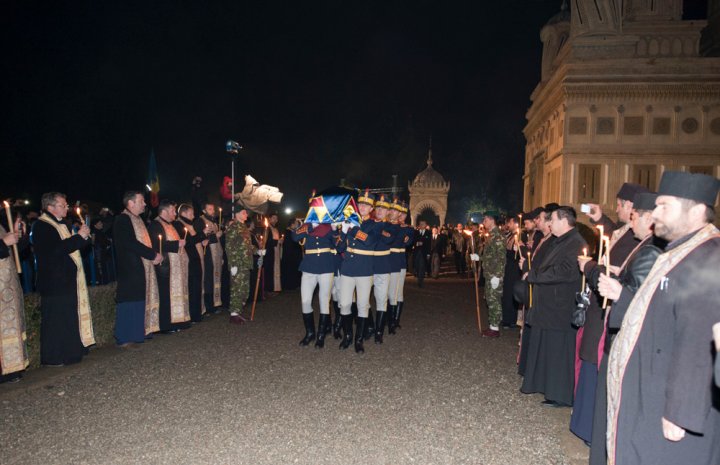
408, 143, 450, 227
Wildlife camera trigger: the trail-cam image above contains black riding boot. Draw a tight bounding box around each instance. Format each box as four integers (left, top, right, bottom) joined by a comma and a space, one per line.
339, 315, 353, 350
374, 311, 387, 344
351, 302, 358, 323
364, 308, 375, 340
332, 301, 343, 339
395, 302, 404, 330
354, 317, 366, 354
315, 314, 330, 348
299, 313, 315, 346
388, 304, 398, 334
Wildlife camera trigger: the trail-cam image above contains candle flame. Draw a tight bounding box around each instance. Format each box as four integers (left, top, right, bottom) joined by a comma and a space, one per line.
583, 248, 587, 257
3, 201, 8, 208
462, 229, 472, 236
264, 218, 268, 227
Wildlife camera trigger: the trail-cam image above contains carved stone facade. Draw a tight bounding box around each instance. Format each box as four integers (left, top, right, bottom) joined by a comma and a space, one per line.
408, 146, 450, 226
524, 1, 720, 220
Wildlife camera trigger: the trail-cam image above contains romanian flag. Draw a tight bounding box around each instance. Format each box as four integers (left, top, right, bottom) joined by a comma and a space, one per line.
304, 186, 361, 227
147, 149, 160, 208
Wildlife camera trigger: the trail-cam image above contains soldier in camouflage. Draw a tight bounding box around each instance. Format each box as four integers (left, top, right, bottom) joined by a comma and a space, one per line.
225, 209, 255, 324
480, 211, 506, 337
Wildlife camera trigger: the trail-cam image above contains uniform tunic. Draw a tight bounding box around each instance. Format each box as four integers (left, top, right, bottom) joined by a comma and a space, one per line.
225, 221, 254, 313
292, 223, 337, 315
481, 227, 507, 328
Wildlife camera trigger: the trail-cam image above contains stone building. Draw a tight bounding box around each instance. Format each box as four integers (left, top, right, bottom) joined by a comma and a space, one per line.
523, 0, 720, 218
408, 143, 450, 226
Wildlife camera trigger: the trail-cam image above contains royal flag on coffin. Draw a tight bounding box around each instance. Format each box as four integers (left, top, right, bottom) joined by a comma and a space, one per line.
304, 186, 361, 227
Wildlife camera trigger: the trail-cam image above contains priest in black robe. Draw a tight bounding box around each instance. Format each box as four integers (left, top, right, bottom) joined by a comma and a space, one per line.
149, 200, 190, 332
176, 204, 207, 322
606, 171, 720, 465
113, 191, 163, 346
32, 192, 95, 366
521, 206, 587, 407
197, 202, 223, 313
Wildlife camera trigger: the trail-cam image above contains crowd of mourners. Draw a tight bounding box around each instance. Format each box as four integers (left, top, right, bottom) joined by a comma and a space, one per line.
1, 170, 719, 465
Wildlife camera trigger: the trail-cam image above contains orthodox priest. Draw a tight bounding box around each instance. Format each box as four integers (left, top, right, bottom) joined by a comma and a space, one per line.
113, 191, 162, 346
606, 171, 720, 465
149, 200, 190, 332
32, 192, 95, 366
197, 202, 223, 314
177, 204, 207, 323
521, 206, 586, 406
0, 221, 28, 382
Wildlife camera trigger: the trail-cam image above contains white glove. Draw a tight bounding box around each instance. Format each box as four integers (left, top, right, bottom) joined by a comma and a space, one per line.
341, 221, 352, 234
258, 249, 266, 256
231, 266, 238, 276
311, 222, 319, 228
490, 276, 500, 289
470, 253, 480, 262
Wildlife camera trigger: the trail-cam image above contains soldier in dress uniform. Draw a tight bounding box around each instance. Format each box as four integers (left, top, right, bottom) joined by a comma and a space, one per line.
291, 216, 339, 348
370, 194, 396, 344
479, 211, 506, 337
338, 190, 384, 353
388, 200, 414, 334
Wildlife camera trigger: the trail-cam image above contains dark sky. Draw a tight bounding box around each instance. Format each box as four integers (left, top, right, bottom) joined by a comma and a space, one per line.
0, 1, 708, 221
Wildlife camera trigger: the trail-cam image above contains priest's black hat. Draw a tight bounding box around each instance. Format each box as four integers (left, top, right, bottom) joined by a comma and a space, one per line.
658, 171, 720, 206
632, 192, 658, 211
526, 207, 544, 220
617, 183, 650, 202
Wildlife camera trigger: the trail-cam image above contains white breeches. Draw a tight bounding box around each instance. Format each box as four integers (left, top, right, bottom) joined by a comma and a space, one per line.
340, 275, 373, 317
300, 272, 333, 315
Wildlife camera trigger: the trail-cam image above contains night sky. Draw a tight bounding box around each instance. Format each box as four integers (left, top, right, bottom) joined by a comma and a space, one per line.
1, 1, 708, 221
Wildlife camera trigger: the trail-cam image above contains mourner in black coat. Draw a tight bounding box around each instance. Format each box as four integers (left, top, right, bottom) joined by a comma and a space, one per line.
521, 207, 587, 407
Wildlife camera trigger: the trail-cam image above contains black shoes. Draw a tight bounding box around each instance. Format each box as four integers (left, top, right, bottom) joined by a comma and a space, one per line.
364, 308, 375, 340
315, 314, 330, 348
299, 313, 316, 346
339, 315, 353, 350
332, 301, 343, 339
374, 311, 386, 344
389, 302, 404, 334
354, 317, 366, 354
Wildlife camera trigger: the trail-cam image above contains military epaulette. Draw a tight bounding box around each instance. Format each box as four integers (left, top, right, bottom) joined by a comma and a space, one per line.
382, 230, 391, 237
355, 231, 368, 241
296, 224, 308, 235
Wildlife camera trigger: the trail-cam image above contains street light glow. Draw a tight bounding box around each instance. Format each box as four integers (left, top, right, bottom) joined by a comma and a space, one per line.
284, 207, 292, 215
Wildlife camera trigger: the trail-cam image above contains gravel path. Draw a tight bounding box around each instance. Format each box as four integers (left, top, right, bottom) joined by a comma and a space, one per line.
1, 278, 588, 465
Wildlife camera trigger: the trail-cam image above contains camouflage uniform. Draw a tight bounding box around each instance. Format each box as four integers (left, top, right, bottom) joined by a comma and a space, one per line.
225, 221, 254, 313
481, 226, 506, 328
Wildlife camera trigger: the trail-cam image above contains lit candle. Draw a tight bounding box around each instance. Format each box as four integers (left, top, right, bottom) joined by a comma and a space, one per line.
183, 227, 188, 240
602, 236, 611, 308
218, 208, 222, 227
158, 234, 163, 255
597, 226, 604, 261
3, 201, 21, 273
76, 207, 85, 224
582, 248, 588, 258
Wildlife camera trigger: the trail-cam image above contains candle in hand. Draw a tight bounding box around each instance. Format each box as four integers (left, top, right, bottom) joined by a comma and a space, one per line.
76, 207, 85, 224
158, 234, 163, 255
582, 248, 588, 258
218, 208, 222, 227
183, 227, 188, 240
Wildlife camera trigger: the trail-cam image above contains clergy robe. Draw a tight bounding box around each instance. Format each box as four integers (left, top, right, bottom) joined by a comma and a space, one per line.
197, 215, 222, 312
0, 230, 29, 379
176, 218, 205, 322
149, 219, 190, 332
113, 212, 160, 343
263, 226, 280, 292
517, 233, 556, 376
571, 226, 641, 442
521, 228, 586, 405
588, 236, 663, 465
32, 213, 94, 365
607, 226, 720, 465
281, 226, 302, 290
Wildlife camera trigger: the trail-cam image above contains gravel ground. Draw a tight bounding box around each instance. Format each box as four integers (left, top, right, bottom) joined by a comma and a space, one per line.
1, 277, 588, 465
